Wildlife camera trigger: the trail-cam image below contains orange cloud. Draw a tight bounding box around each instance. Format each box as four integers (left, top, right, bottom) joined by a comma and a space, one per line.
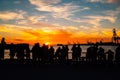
0, 23, 114, 45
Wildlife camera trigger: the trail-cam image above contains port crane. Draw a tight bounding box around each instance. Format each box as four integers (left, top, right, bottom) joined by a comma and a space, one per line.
112, 28, 120, 44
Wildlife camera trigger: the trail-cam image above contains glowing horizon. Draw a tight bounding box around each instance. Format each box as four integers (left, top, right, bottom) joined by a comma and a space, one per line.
0, 0, 120, 45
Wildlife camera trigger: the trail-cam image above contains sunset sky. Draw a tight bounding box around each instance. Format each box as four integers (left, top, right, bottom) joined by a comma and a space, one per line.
0, 0, 120, 45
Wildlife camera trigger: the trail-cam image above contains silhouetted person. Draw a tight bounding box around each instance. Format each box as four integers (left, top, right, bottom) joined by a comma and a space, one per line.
106, 50, 114, 63
25, 44, 30, 59
71, 44, 77, 61
65, 45, 69, 60
1, 37, 6, 45
91, 45, 98, 63
16, 44, 25, 61
86, 44, 98, 63
0, 44, 4, 60
76, 44, 82, 61
48, 46, 55, 63
115, 45, 120, 64
31, 43, 41, 61
86, 46, 91, 62
97, 47, 105, 61
61, 45, 66, 63
55, 47, 61, 61
0, 37, 6, 60
41, 44, 49, 63
9, 43, 16, 60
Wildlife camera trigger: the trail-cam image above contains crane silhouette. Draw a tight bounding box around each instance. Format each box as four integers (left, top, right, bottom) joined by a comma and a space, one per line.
112, 28, 120, 44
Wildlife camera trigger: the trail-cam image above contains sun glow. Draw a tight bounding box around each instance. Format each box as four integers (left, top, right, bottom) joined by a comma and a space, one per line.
45, 42, 51, 45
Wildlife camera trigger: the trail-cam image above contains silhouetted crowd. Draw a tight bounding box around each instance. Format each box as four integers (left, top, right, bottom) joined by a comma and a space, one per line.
0, 37, 120, 65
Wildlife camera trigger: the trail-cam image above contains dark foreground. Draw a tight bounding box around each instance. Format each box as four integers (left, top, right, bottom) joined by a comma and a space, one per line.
0, 60, 120, 80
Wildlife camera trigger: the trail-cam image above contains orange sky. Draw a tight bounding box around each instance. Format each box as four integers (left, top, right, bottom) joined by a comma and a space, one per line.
0, 0, 120, 45
0, 24, 116, 45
